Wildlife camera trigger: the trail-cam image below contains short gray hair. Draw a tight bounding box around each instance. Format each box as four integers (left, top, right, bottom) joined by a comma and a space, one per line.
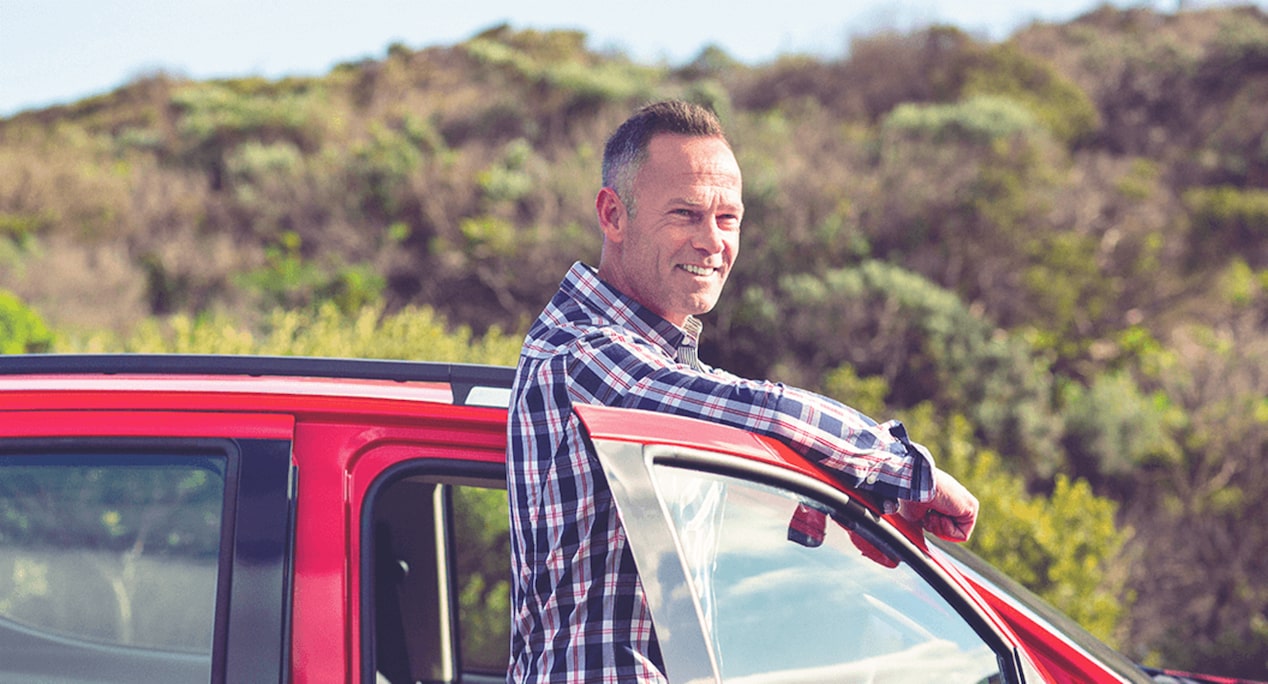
601, 101, 728, 217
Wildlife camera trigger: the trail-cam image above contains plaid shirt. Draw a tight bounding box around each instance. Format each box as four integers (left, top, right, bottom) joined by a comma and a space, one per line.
507, 262, 934, 683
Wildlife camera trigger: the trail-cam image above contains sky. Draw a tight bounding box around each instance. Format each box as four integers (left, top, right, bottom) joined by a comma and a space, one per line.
0, 0, 1226, 118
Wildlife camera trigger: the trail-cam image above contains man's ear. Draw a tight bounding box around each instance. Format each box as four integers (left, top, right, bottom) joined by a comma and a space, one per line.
595, 187, 627, 243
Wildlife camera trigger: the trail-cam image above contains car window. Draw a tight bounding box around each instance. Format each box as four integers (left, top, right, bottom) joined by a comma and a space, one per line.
365, 468, 509, 684
0, 453, 226, 682
451, 483, 512, 673
653, 464, 1003, 684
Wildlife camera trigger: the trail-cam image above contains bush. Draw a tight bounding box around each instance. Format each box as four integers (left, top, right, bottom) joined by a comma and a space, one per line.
64, 301, 521, 366
773, 263, 1064, 477
960, 43, 1101, 145
172, 82, 327, 153
170, 83, 329, 188
0, 291, 53, 353
908, 406, 1129, 644
1184, 185, 1268, 267
882, 95, 1045, 145
348, 122, 429, 219
460, 28, 662, 114
1060, 371, 1183, 488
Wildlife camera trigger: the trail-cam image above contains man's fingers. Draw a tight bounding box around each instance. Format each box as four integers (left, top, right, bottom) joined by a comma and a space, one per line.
895, 469, 979, 542
924, 510, 973, 542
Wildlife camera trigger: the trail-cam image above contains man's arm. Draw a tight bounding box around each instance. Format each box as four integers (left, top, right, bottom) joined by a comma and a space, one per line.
572, 332, 940, 509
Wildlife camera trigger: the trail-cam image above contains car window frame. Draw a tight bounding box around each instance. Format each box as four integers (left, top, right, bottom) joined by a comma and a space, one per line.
358, 458, 507, 684
589, 436, 1032, 683
931, 540, 1152, 684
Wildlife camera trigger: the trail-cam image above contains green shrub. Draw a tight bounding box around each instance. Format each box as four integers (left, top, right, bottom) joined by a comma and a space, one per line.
881, 95, 1044, 145
1060, 371, 1184, 485
457, 216, 519, 260
170, 83, 329, 186
349, 122, 427, 217
233, 239, 386, 315
0, 291, 53, 353
912, 407, 1129, 644
1184, 185, 1268, 264
461, 29, 662, 107
1021, 231, 1111, 359
775, 263, 1064, 477
960, 43, 1101, 145
1211, 10, 1268, 67
477, 139, 534, 205
172, 83, 326, 151
66, 302, 521, 366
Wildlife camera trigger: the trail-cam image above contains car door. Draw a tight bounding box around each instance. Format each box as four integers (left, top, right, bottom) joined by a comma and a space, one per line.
0, 410, 295, 683
344, 405, 512, 684
577, 403, 1044, 684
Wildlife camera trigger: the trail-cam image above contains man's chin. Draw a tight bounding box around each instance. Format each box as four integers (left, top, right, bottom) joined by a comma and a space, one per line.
683, 295, 722, 318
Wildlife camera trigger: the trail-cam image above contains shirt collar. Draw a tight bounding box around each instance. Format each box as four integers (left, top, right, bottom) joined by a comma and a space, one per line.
560, 261, 701, 355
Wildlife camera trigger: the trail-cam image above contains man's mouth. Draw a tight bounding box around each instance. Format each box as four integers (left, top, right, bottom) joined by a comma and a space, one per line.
679, 264, 718, 276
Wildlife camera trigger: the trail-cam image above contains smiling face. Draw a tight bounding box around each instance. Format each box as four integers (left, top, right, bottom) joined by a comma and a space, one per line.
596, 133, 744, 327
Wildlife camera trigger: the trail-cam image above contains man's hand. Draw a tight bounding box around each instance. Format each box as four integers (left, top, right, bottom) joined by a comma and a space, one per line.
898, 469, 978, 542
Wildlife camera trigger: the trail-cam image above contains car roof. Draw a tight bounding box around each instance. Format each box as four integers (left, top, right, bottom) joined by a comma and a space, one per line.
0, 353, 516, 407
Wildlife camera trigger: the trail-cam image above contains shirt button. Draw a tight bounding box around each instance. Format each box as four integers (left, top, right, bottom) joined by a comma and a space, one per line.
866, 472, 879, 484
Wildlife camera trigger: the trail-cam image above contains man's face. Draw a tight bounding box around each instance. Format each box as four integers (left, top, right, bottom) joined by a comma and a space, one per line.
597, 133, 743, 327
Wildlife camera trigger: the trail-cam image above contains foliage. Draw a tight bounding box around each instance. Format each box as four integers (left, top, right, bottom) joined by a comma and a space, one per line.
1112, 321, 1268, 676
882, 95, 1045, 145
452, 485, 512, 666
0, 290, 52, 353
348, 120, 433, 218
958, 43, 1101, 145
61, 301, 521, 366
1184, 185, 1268, 267
460, 26, 663, 124
233, 233, 386, 314
5, 10, 1268, 675
769, 263, 1063, 477
171, 82, 329, 170
1060, 371, 1183, 488
870, 99, 1065, 332
943, 433, 1127, 643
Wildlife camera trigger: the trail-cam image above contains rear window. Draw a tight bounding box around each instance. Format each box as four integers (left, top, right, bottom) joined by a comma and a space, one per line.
0, 453, 227, 680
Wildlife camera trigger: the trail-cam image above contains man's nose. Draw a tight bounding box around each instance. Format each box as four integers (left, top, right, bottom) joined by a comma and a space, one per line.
692, 216, 726, 252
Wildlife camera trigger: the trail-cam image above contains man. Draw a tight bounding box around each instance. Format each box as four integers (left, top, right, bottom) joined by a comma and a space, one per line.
507, 100, 978, 683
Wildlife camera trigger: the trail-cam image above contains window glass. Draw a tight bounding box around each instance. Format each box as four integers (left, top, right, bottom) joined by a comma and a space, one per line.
451, 484, 511, 673
0, 455, 225, 656
653, 465, 1001, 684
367, 474, 509, 683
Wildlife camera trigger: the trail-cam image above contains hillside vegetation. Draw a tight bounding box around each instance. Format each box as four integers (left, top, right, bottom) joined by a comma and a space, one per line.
2, 5, 1267, 677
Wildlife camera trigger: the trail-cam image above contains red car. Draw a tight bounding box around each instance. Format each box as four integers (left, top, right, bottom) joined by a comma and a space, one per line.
0, 354, 1256, 683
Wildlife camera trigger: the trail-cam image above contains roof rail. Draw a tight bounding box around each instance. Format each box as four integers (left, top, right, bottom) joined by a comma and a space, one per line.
0, 354, 516, 407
